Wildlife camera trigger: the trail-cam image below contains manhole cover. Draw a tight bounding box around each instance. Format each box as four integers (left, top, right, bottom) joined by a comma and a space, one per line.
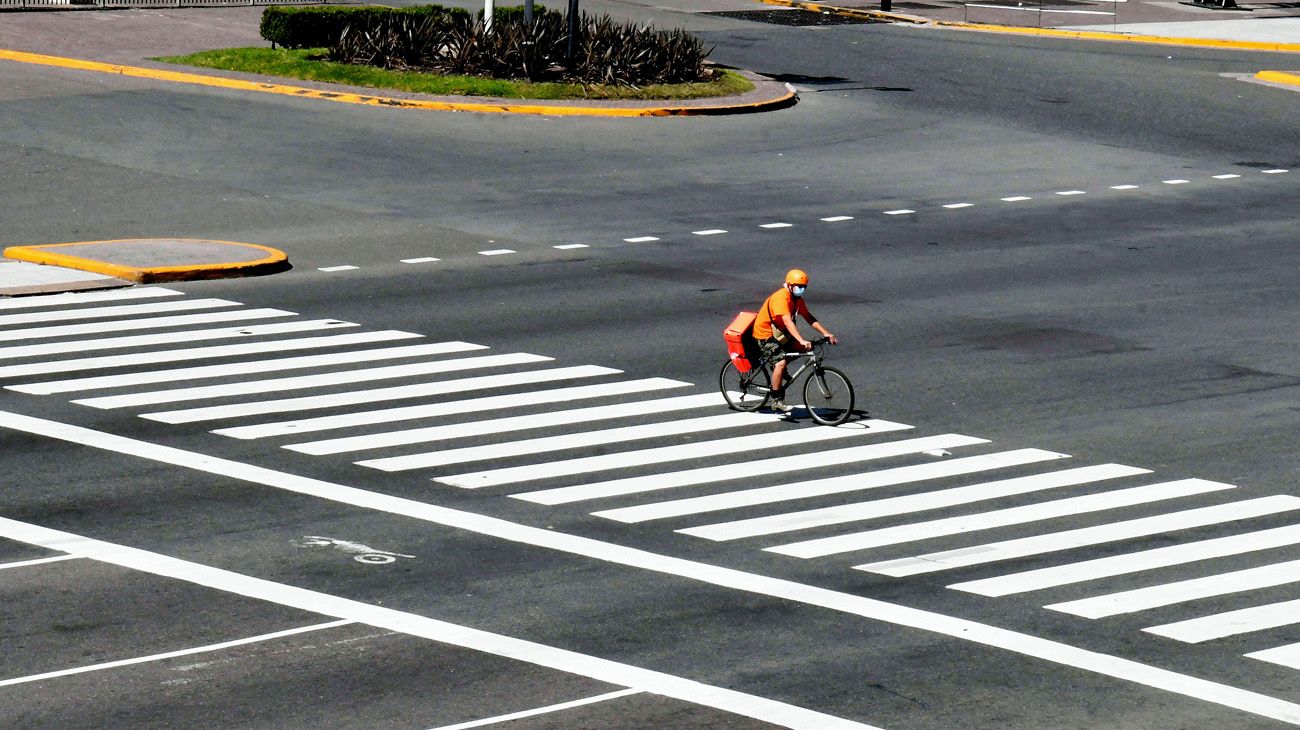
700, 8, 886, 25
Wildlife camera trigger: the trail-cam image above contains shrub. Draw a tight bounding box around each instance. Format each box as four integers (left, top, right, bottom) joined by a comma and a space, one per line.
260, 5, 468, 50
328, 6, 713, 86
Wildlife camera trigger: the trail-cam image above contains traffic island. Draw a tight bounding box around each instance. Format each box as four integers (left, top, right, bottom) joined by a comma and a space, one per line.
3, 238, 291, 284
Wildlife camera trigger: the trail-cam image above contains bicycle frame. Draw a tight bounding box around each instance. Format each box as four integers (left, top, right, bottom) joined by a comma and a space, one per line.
742, 339, 831, 393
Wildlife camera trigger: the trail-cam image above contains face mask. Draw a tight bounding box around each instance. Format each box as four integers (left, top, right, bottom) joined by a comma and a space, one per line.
791, 285, 806, 298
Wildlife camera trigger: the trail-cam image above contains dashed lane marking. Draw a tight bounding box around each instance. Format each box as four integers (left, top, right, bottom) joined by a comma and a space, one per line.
318, 265, 358, 272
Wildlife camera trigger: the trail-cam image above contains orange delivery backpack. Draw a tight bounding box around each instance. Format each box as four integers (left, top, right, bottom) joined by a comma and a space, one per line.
723, 311, 759, 373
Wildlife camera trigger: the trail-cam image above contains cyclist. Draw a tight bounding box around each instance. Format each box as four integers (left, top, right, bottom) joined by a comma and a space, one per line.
752, 269, 838, 411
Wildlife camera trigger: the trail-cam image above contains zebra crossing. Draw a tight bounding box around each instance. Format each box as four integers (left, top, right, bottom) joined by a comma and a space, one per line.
2, 285, 1298, 678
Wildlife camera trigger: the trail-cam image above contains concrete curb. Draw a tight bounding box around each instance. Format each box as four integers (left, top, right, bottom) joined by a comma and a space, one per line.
754, 0, 1300, 54
3, 239, 290, 284
1255, 69, 1300, 86
0, 48, 797, 118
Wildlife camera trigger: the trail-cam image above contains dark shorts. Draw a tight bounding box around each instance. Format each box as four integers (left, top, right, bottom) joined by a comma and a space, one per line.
759, 335, 796, 360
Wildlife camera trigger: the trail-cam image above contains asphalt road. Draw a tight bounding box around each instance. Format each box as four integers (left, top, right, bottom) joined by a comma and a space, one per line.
0, 6, 1298, 730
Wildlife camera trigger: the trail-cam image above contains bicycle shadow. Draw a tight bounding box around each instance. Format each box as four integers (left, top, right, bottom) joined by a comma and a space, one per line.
767, 405, 872, 426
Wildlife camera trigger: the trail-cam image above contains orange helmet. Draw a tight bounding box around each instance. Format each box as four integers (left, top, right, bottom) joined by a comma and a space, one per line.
785, 269, 809, 286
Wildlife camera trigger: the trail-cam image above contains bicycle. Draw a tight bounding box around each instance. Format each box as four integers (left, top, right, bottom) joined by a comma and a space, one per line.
719, 337, 855, 426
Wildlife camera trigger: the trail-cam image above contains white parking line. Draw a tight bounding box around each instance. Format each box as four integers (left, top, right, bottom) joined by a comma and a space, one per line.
0, 515, 874, 730
0, 620, 354, 688
1, 410, 1296, 726
0, 554, 80, 571
426, 689, 642, 730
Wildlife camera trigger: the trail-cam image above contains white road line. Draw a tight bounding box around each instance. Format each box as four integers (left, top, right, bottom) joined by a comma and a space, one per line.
289, 392, 724, 456
73, 352, 552, 410
0, 620, 354, 688
1000, 196, 1032, 202
214, 378, 686, 440
0, 298, 238, 327
942, 203, 973, 209
682, 464, 1147, 544
0, 309, 295, 343
142, 365, 621, 424
1163, 179, 1190, 185
0, 286, 180, 311
1056, 190, 1086, 196
2, 410, 1296, 726
785, 479, 1231, 562
1262, 169, 1288, 174
518, 427, 949, 507
1047, 558, 1300, 619
883, 209, 914, 216
1148, 598, 1300, 643
1212, 174, 1241, 180
367, 411, 799, 473
760, 223, 794, 229
426, 689, 643, 730
553, 244, 589, 250
0, 518, 874, 730
10, 341, 484, 395
0, 554, 81, 570
0, 320, 357, 361
436, 420, 884, 489
1110, 185, 1139, 190
0, 331, 427, 381
594, 448, 1068, 526
401, 257, 441, 263
479, 249, 516, 256
820, 216, 853, 222
873, 494, 1295, 579
692, 229, 727, 236
623, 236, 659, 243
318, 265, 358, 272
951, 521, 1300, 597
1246, 642, 1300, 670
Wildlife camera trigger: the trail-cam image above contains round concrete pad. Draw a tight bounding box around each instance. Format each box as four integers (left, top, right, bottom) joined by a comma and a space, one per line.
2, 238, 290, 284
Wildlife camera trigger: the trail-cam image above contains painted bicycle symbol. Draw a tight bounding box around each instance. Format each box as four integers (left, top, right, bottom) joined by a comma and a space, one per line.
295, 536, 415, 564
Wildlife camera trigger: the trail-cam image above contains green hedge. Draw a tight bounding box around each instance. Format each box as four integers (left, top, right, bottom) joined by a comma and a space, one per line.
260, 5, 469, 50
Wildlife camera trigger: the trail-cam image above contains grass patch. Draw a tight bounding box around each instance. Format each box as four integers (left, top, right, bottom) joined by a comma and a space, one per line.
155, 47, 754, 101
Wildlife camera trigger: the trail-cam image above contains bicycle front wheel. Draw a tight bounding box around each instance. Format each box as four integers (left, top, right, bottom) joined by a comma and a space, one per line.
720, 359, 770, 412
803, 366, 854, 426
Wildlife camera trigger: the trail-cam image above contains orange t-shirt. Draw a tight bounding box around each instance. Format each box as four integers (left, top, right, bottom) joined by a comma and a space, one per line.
753, 288, 811, 340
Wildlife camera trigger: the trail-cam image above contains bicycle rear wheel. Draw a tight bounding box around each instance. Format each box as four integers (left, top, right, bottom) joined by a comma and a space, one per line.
803, 365, 854, 426
719, 359, 770, 412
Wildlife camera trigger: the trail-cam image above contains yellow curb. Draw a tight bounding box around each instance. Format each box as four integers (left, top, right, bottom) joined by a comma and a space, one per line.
3, 239, 289, 284
0, 48, 796, 117
1255, 70, 1300, 86
758, 0, 930, 24
935, 20, 1300, 53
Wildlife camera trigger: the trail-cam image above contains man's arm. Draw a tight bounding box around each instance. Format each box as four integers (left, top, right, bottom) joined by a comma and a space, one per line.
802, 310, 838, 345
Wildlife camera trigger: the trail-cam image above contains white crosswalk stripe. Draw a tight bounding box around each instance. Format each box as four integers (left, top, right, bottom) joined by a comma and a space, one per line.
0, 331, 430, 382
434, 420, 902, 489
0, 320, 359, 361
593, 448, 1068, 525
0, 298, 237, 327
142, 365, 623, 424
287, 392, 726, 455
8, 341, 483, 394
0, 286, 181, 310
72, 352, 553, 409
861, 494, 1297, 577
678, 464, 1150, 543
9, 286, 1300, 677
951, 522, 1300, 597
1046, 557, 1300, 619
0, 308, 295, 342
779, 479, 1233, 562
361, 411, 790, 472
1148, 598, 1300, 643
214, 378, 689, 440
517, 431, 975, 507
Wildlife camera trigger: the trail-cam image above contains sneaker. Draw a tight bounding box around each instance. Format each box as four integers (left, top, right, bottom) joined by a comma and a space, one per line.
770, 398, 794, 413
